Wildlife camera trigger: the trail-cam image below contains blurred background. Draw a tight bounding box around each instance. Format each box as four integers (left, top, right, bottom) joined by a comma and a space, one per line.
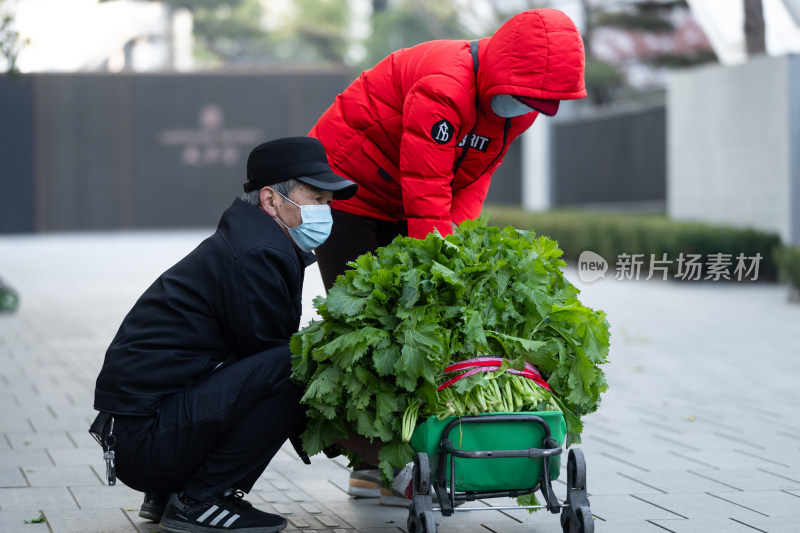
0, 0, 799, 288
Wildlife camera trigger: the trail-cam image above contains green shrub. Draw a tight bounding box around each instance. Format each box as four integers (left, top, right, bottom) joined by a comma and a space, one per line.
774, 245, 800, 292
483, 206, 781, 281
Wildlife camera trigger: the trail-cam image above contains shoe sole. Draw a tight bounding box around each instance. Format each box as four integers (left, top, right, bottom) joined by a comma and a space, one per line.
378, 493, 412, 507
159, 516, 287, 533
348, 477, 381, 498
348, 486, 381, 498
138, 503, 164, 522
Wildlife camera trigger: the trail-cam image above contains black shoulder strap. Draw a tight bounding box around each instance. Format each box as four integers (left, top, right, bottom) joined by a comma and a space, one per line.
452, 39, 480, 176
471, 38, 479, 76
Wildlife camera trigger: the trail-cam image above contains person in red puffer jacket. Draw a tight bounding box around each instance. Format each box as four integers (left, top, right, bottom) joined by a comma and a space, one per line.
310, 8, 587, 290
309, 9, 587, 505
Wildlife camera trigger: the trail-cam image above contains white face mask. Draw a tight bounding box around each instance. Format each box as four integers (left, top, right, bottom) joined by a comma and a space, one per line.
274, 193, 333, 252
490, 95, 534, 118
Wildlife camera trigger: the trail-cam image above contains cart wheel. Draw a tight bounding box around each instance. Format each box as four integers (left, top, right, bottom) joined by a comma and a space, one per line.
577, 506, 593, 533
407, 512, 418, 533
414, 452, 431, 495
562, 506, 593, 533
562, 448, 592, 533
409, 453, 435, 532
421, 510, 437, 533
567, 448, 587, 490
407, 509, 436, 533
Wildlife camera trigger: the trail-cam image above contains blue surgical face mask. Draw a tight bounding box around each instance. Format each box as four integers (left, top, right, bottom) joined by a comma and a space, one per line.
275, 192, 333, 252
490, 95, 534, 118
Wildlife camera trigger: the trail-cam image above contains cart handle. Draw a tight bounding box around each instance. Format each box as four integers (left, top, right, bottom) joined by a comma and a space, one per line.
441, 441, 562, 459
438, 414, 563, 459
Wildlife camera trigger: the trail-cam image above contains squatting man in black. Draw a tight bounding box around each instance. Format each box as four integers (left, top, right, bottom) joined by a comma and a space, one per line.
90, 137, 357, 533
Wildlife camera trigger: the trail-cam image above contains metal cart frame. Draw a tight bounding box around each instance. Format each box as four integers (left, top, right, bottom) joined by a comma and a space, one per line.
407, 414, 592, 533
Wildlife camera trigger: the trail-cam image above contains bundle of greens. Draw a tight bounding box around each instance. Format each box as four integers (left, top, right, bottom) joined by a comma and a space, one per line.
290, 218, 610, 482
401, 361, 562, 442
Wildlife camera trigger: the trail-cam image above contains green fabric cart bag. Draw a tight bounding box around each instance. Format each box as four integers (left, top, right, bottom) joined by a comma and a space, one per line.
409, 411, 566, 493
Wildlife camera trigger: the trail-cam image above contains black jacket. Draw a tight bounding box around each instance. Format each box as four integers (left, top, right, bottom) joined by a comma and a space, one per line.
94, 199, 316, 415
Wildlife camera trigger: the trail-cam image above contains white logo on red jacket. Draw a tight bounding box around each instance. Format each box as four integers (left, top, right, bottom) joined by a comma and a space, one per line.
431, 120, 455, 144
457, 133, 491, 153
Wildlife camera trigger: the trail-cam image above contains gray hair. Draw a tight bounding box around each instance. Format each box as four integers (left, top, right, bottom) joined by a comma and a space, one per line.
239, 178, 302, 207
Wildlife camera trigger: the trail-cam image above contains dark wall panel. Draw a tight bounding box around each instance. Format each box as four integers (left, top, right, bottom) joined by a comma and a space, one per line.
17, 72, 354, 232
0, 75, 35, 233
128, 74, 268, 228
34, 75, 131, 231
553, 105, 666, 206
124, 73, 355, 229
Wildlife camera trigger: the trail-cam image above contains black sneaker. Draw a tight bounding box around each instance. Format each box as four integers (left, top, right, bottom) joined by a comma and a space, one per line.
159, 491, 287, 533
139, 492, 169, 521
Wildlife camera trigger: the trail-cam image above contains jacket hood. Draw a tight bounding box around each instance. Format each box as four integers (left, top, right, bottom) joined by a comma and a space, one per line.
478, 9, 587, 108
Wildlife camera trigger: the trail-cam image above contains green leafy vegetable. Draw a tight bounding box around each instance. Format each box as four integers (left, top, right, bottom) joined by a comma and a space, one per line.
400, 368, 561, 443
290, 217, 610, 482
24, 513, 45, 524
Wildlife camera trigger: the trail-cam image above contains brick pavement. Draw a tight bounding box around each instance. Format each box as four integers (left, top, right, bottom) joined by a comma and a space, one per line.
1, 230, 799, 533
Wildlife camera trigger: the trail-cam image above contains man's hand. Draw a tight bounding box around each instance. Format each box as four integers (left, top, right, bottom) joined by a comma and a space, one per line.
289, 434, 311, 465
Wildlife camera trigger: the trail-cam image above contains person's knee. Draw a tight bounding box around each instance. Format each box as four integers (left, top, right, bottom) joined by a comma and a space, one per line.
238, 345, 294, 389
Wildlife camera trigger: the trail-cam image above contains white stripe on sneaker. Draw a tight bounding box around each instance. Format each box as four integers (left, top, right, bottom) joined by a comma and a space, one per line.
209, 509, 229, 526
197, 505, 219, 523
223, 514, 240, 528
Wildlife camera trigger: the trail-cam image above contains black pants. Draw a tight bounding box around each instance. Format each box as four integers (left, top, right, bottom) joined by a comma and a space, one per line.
112, 346, 304, 501
315, 209, 408, 291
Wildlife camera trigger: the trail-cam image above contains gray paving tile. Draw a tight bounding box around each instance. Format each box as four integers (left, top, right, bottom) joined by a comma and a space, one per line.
28, 414, 94, 433
24, 465, 101, 487
649, 517, 770, 532
709, 489, 800, 517
584, 469, 667, 496
580, 519, 671, 532
319, 498, 409, 529
631, 492, 769, 520
0, 467, 27, 488
724, 515, 800, 533
67, 431, 100, 450
324, 529, 401, 533
5, 430, 75, 450
47, 448, 99, 467
0, 418, 34, 432
0, 449, 54, 468
634, 469, 745, 493
689, 467, 800, 491
759, 471, 800, 493
433, 506, 554, 532
584, 494, 682, 521
662, 449, 782, 471
597, 450, 701, 472
69, 484, 144, 510
44, 508, 137, 533
0, 486, 79, 511
0, 510, 50, 532
753, 447, 800, 470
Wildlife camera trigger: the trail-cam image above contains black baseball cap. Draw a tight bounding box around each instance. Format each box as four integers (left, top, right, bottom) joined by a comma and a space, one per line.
243, 137, 357, 200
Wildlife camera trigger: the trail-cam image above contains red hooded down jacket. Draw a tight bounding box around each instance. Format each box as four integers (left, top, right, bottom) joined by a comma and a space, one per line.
310, 9, 586, 238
